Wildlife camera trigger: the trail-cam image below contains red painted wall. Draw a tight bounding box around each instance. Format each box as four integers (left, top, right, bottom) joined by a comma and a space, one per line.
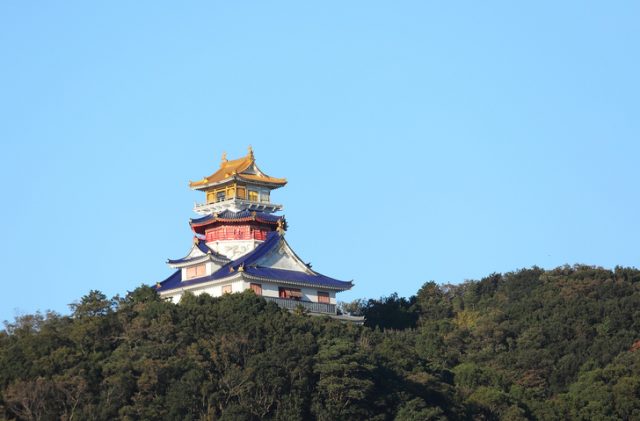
205, 225, 270, 241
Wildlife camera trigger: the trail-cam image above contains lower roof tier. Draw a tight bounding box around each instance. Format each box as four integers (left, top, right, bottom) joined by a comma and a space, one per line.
156, 266, 352, 293
156, 231, 352, 293
190, 209, 285, 235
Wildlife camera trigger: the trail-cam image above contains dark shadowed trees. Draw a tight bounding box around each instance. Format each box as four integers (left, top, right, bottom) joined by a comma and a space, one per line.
3, 265, 640, 420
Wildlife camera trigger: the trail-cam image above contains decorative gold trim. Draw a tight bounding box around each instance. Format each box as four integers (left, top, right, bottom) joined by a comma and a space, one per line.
276, 219, 286, 234
189, 148, 286, 189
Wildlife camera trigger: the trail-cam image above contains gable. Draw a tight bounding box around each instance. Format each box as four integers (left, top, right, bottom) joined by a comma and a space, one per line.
241, 163, 258, 175
253, 239, 312, 273
186, 243, 207, 259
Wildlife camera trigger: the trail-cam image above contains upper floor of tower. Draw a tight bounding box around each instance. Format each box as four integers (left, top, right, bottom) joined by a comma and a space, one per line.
189, 146, 287, 215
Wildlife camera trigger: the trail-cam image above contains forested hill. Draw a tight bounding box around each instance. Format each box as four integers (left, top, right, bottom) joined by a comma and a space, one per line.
2, 265, 640, 420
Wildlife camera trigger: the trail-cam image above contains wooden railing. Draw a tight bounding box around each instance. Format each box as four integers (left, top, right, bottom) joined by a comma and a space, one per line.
263, 296, 336, 314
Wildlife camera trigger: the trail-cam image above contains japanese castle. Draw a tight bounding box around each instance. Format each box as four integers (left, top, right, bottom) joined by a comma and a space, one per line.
155, 147, 353, 315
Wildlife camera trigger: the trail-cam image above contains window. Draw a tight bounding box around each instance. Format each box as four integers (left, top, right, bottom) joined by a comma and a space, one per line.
186, 264, 206, 280
248, 190, 259, 202
206, 191, 216, 203
226, 187, 235, 199
317, 291, 330, 304
260, 191, 270, 203
236, 187, 246, 199
250, 283, 262, 296
216, 191, 226, 202
222, 285, 232, 294
279, 287, 302, 300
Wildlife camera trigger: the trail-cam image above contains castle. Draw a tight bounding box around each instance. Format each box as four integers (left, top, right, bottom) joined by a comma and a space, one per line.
155, 147, 353, 315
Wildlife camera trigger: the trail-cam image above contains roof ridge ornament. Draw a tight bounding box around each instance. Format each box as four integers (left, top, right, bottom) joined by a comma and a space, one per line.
248, 145, 254, 160
221, 151, 228, 166
276, 219, 286, 235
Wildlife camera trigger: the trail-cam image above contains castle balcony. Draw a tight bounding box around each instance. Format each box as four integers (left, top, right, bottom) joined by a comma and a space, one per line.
194, 198, 283, 215
262, 296, 336, 315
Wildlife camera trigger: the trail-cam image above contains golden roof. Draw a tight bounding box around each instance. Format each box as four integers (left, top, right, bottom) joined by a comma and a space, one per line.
189, 146, 287, 190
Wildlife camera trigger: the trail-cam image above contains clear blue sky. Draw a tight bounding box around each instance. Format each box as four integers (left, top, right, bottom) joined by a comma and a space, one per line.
1, 1, 638, 322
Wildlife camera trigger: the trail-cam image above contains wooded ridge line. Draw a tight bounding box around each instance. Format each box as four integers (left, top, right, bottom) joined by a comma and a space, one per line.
1, 264, 639, 420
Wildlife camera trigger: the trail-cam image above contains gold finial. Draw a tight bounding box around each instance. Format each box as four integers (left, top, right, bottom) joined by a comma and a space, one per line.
238, 263, 245, 272
221, 151, 228, 166
248, 145, 254, 158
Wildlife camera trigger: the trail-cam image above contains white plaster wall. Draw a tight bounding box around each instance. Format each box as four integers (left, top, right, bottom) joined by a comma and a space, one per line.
257, 245, 308, 272
207, 239, 261, 260
195, 284, 222, 297
180, 244, 205, 260
309, 290, 338, 305
189, 279, 245, 298
247, 282, 337, 304
205, 261, 223, 275
302, 288, 335, 304
231, 280, 244, 293
162, 281, 338, 304
260, 283, 280, 298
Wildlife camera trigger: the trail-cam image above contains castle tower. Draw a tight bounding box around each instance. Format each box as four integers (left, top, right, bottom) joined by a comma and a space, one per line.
188, 147, 287, 259
155, 147, 353, 316
189, 146, 287, 215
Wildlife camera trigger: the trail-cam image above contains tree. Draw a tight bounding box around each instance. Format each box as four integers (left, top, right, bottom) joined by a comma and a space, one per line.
363, 293, 418, 330
69, 290, 114, 319
312, 338, 375, 420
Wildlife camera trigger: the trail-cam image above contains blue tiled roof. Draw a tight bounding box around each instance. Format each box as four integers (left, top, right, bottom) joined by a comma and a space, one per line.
167, 240, 230, 265
156, 231, 352, 292
196, 240, 211, 254
190, 214, 215, 225
243, 266, 353, 289
156, 269, 182, 290
190, 210, 282, 225
227, 231, 282, 268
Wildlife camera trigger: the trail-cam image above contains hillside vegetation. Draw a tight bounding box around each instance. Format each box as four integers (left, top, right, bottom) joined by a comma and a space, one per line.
1, 265, 640, 420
